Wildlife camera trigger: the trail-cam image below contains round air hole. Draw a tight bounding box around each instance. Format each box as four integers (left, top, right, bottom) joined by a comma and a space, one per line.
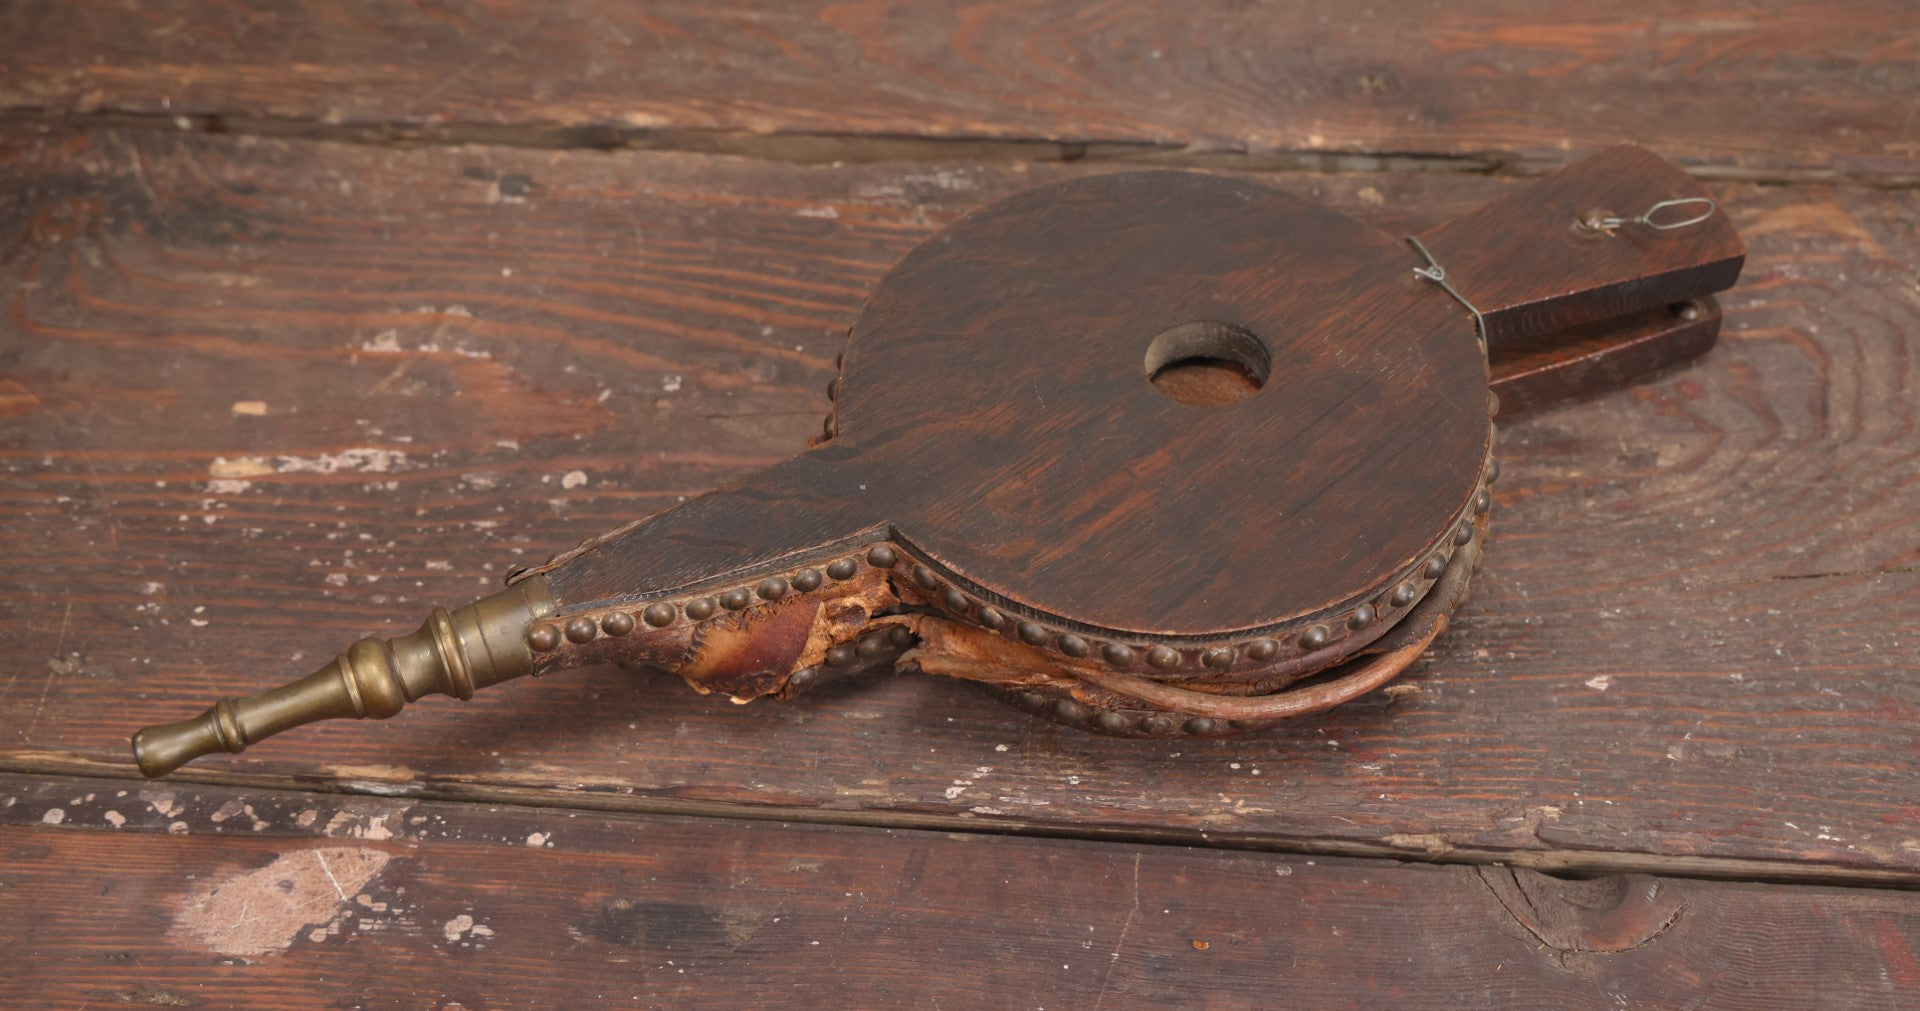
1144, 321, 1271, 407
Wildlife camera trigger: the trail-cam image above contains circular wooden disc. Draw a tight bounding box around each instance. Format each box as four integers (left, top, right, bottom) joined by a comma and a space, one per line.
837, 171, 1491, 637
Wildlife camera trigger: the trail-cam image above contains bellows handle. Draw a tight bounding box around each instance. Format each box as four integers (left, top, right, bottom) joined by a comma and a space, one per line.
1415, 144, 1746, 349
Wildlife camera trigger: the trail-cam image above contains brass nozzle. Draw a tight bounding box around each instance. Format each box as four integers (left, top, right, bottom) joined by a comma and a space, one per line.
131, 577, 554, 777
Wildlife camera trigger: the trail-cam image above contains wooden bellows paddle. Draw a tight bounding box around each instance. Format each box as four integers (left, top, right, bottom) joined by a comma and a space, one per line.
132, 145, 1745, 776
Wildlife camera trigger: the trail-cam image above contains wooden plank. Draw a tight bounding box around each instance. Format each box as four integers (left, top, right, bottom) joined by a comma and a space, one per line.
2, 1, 1917, 181
3, 125, 1919, 878
5, 773, 1920, 1007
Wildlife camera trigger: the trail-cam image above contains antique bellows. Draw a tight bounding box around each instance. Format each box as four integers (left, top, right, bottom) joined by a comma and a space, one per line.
133, 145, 1745, 776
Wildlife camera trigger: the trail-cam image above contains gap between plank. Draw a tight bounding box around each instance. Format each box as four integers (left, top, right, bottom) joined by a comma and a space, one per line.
5, 755, 1918, 895
3, 106, 1916, 189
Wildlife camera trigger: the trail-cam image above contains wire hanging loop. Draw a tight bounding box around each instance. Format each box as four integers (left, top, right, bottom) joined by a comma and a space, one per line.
1581, 196, 1717, 233
1404, 235, 1487, 357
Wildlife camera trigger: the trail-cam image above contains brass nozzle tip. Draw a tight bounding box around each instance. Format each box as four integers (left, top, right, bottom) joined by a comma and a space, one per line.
131, 705, 239, 778
128, 578, 553, 776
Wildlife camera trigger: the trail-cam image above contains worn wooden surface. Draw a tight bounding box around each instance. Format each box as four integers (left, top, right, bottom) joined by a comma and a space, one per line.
7, 774, 1920, 1008
5, 124, 1918, 879
3, 0, 1918, 1002
3, 1, 1917, 183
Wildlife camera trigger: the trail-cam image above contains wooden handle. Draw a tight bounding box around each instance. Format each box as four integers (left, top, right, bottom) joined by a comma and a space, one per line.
1416, 145, 1746, 349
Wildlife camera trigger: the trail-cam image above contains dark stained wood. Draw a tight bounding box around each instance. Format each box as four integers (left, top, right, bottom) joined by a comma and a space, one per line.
547, 166, 1496, 636
7, 773, 1920, 1008
1111, 299, 1731, 423
1416, 145, 1744, 346
2, 1, 1916, 183
1491, 297, 1722, 418
4, 126, 1920, 880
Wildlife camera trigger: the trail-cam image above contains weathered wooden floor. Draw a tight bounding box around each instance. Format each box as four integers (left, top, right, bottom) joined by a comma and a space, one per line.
2, 2, 1918, 1006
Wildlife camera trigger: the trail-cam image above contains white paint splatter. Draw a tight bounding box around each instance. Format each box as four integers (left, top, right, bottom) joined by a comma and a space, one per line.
175, 847, 391, 957
209, 457, 276, 479
944, 765, 994, 800
211, 448, 409, 478
41, 808, 64, 824
443, 913, 492, 943
361, 329, 404, 353
141, 789, 184, 818
1585, 675, 1612, 692
560, 470, 588, 489
275, 448, 409, 474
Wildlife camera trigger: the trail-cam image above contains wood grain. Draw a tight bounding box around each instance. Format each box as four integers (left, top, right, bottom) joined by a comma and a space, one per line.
3, 126, 1919, 879
2, 1, 1917, 182
546, 166, 1494, 637
6, 773, 1920, 1008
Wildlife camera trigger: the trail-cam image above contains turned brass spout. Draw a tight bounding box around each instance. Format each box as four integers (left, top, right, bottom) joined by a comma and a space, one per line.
131, 577, 555, 777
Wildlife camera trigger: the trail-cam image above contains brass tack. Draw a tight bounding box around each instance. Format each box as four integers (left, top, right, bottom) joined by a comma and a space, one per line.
1017, 691, 1047, 710
1390, 583, 1416, 608
1102, 644, 1135, 667
600, 611, 635, 637
527, 623, 561, 652
941, 587, 969, 612
758, 576, 789, 600
826, 558, 858, 581
1146, 645, 1180, 669
720, 587, 752, 610
793, 568, 823, 592
866, 545, 898, 568
1096, 711, 1130, 733
1228, 719, 1259, 731
855, 634, 888, 658
644, 602, 676, 627
686, 597, 717, 620
1144, 713, 1179, 735
1488, 390, 1501, 416
827, 376, 841, 401
1246, 638, 1278, 662
1454, 522, 1475, 546
1054, 699, 1088, 721
1300, 625, 1330, 650
1185, 717, 1219, 735
1017, 621, 1048, 645
789, 667, 818, 689
1488, 458, 1502, 484
977, 606, 1006, 630
1203, 647, 1234, 669
825, 644, 856, 667
887, 625, 914, 648
564, 617, 598, 644
1059, 635, 1089, 658
1423, 555, 1448, 580
913, 565, 939, 589
1474, 489, 1491, 515
1348, 604, 1376, 630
